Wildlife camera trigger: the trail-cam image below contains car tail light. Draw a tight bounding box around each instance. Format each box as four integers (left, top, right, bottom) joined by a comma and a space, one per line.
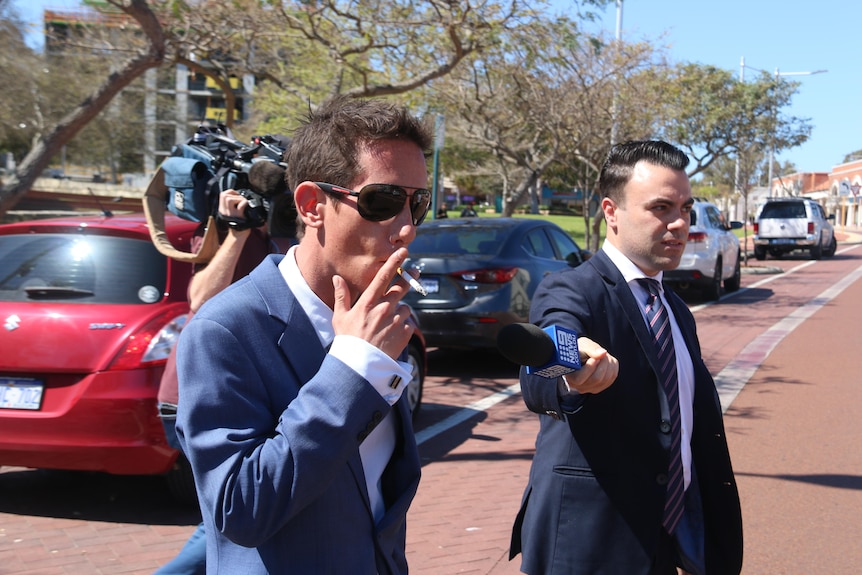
753, 222, 759, 234
107, 311, 189, 370
688, 231, 707, 243
450, 267, 518, 284
808, 222, 814, 234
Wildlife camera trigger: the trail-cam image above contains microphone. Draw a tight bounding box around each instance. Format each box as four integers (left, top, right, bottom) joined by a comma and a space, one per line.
248, 160, 287, 197
497, 323, 581, 379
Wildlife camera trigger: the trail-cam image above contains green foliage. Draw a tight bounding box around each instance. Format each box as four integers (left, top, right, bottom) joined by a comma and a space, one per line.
652, 62, 812, 178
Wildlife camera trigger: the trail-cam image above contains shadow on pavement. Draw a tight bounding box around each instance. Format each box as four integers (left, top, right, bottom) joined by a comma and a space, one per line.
0, 467, 200, 525
735, 471, 862, 491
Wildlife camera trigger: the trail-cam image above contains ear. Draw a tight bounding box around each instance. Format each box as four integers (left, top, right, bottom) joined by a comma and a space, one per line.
601, 197, 619, 233
295, 181, 325, 230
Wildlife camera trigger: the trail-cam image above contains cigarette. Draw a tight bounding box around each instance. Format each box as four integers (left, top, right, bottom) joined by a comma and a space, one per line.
398, 267, 427, 296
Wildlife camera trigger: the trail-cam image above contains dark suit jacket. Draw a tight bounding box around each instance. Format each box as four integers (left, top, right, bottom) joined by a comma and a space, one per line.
176, 254, 421, 575
510, 250, 742, 574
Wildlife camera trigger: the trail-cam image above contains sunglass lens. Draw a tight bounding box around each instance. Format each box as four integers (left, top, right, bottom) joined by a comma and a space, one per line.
411, 191, 431, 226
357, 185, 405, 222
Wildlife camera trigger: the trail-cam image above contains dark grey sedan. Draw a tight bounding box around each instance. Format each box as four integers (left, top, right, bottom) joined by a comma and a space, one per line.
402, 217, 590, 350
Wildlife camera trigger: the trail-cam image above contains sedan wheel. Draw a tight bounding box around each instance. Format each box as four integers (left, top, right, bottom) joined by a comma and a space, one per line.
405, 341, 425, 419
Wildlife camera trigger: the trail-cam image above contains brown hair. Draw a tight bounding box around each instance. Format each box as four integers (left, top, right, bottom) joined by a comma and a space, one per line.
285, 96, 432, 193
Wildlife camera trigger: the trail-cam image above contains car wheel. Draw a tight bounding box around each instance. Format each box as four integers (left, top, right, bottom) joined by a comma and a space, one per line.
724, 252, 741, 293
165, 452, 198, 506
405, 340, 425, 420
824, 234, 837, 257
754, 246, 767, 260
702, 259, 722, 301
810, 238, 823, 260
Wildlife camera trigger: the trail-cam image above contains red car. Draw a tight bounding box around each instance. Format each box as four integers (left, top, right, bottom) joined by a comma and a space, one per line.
0, 212, 427, 501
0, 213, 198, 500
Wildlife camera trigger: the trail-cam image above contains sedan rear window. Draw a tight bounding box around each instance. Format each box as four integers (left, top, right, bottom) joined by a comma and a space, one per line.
0, 234, 167, 304
411, 227, 502, 256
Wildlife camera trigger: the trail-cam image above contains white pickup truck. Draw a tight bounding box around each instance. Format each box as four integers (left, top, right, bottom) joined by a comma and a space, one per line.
753, 197, 837, 260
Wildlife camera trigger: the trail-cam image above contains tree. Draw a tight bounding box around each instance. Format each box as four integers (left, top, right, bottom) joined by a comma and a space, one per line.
653, 63, 811, 179
1, 0, 166, 215
0, 0, 43, 163
150, 0, 528, 134
427, 13, 659, 226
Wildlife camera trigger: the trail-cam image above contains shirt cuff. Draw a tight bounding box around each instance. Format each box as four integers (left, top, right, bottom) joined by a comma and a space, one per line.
329, 335, 413, 405
558, 375, 586, 414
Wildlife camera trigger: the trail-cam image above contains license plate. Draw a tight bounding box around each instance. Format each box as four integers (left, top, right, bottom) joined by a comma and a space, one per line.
770, 238, 796, 245
0, 378, 44, 410
419, 278, 439, 294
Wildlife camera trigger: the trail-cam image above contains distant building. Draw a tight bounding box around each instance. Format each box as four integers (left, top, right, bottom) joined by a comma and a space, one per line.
827, 160, 862, 227
44, 7, 255, 174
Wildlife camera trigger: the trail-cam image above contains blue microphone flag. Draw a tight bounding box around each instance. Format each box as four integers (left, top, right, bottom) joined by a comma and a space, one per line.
526, 325, 581, 379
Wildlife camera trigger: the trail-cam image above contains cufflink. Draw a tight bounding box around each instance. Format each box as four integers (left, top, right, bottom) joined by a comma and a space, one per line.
388, 375, 402, 390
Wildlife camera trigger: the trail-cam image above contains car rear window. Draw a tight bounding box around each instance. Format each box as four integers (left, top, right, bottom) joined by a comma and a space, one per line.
760, 202, 806, 219
0, 233, 167, 304
411, 227, 502, 256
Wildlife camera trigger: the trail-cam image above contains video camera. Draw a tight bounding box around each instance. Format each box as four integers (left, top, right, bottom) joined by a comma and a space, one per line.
165, 122, 289, 230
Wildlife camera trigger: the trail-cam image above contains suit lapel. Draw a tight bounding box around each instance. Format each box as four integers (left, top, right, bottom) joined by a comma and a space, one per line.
589, 252, 663, 375
249, 255, 372, 512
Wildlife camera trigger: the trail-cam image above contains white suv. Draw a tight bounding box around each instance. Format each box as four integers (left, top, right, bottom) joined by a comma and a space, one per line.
664, 200, 743, 301
753, 197, 836, 260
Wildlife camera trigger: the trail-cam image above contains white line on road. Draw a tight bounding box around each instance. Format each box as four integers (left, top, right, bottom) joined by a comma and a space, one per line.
415, 383, 521, 446
715, 262, 862, 412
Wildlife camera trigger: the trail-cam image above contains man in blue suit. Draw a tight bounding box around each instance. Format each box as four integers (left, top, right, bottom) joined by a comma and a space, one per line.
176, 96, 433, 574
510, 141, 743, 574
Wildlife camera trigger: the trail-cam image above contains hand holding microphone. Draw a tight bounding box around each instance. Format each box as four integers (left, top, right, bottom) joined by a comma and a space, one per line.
497, 322, 618, 393
497, 323, 581, 378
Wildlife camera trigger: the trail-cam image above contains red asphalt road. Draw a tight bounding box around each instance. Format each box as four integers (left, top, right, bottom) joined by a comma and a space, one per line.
1, 242, 861, 574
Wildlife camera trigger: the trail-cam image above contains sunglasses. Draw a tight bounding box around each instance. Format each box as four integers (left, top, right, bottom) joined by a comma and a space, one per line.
315, 182, 431, 226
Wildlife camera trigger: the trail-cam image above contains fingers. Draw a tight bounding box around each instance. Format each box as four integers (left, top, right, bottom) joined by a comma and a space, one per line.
330, 251, 414, 359
331, 275, 351, 319
562, 337, 619, 395
363, 247, 410, 303
218, 189, 248, 219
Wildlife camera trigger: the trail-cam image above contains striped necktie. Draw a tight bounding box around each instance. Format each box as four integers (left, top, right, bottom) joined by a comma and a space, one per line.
638, 278, 684, 533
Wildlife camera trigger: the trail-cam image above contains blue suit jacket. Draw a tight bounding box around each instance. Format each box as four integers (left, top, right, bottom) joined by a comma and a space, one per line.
176, 254, 421, 575
510, 250, 742, 574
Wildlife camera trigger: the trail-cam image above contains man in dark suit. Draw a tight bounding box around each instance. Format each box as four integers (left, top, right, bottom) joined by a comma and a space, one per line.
176, 96, 432, 574
510, 140, 743, 574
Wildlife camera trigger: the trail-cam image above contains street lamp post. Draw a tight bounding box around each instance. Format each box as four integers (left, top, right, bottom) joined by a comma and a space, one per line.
736, 58, 826, 198
609, 0, 623, 146
766, 67, 827, 197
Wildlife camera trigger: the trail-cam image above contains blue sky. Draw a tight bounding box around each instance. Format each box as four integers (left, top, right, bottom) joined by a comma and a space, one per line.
15, 1, 860, 174
578, 0, 860, 173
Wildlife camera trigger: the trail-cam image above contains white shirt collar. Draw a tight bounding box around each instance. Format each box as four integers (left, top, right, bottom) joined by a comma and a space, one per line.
277, 246, 334, 348
601, 240, 664, 287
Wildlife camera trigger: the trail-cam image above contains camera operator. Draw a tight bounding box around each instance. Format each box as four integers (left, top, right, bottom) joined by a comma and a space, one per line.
154, 186, 295, 575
